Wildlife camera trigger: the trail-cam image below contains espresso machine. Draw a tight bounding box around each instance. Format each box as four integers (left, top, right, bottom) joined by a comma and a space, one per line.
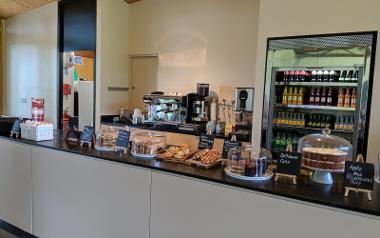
185, 83, 210, 124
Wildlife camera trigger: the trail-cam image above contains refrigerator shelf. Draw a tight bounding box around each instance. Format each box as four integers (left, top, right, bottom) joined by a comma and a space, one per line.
273, 125, 353, 134
275, 104, 356, 112
275, 82, 358, 87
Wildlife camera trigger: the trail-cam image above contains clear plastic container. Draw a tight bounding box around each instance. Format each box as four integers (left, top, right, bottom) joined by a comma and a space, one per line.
131, 132, 165, 158
298, 128, 353, 172
95, 127, 118, 151
226, 146, 271, 177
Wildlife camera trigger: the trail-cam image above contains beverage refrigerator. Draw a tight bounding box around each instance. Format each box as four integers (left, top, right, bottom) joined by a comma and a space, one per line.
261, 32, 377, 158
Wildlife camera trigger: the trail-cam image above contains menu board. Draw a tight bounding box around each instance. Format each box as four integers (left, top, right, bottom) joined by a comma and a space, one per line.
344, 161, 374, 190
276, 151, 302, 176
198, 134, 215, 150
80, 126, 94, 143
116, 130, 130, 149
222, 140, 242, 159
11, 119, 22, 135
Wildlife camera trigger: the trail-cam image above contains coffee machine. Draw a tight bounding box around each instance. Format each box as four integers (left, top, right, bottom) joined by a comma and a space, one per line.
185, 84, 210, 124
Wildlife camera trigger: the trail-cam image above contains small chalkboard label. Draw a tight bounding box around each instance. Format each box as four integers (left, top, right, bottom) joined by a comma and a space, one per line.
344, 161, 374, 190
222, 140, 242, 159
11, 119, 22, 135
198, 134, 215, 150
80, 126, 94, 143
116, 130, 130, 149
276, 152, 302, 176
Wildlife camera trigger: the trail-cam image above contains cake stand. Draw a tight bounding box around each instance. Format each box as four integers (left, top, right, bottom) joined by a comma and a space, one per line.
302, 164, 344, 185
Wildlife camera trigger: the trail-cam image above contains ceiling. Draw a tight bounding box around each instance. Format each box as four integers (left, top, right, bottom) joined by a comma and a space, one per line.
0, 0, 55, 19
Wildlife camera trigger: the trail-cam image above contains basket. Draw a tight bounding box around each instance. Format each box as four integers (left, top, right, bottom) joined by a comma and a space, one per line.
20, 123, 54, 141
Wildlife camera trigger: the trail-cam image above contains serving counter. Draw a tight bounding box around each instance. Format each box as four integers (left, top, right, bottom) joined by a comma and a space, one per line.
0, 133, 379, 238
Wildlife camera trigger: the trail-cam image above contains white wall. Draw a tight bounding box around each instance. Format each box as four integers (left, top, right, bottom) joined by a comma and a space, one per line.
253, 0, 380, 163
96, 0, 130, 128
5, 2, 58, 125
128, 0, 259, 100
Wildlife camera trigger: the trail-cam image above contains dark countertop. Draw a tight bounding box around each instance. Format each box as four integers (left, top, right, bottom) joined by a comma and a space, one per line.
1, 133, 380, 218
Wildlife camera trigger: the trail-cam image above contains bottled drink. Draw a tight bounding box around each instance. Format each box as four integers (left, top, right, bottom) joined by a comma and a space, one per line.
280, 112, 285, 125
343, 116, 350, 131
292, 87, 298, 105
282, 87, 288, 105
317, 70, 323, 82
329, 70, 336, 82
301, 114, 305, 127
352, 70, 358, 82
315, 115, 321, 128
334, 116, 340, 130
307, 115, 313, 127
300, 70, 306, 82
286, 135, 292, 148
337, 88, 344, 107
284, 71, 289, 83
326, 115, 332, 129
314, 88, 321, 105
288, 87, 293, 104
289, 71, 294, 82
311, 70, 317, 82
348, 116, 354, 131
320, 88, 327, 105
297, 87, 304, 105
292, 135, 298, 151
274, 133, 281, 151
345, 70, 353, 81
344, 88, 351, 107
280, 134, 287, 151
326, 88, 333, 106
339, 71, 346, 82
323, 70, 329, 82
311, 115, 317, 128
273, 111, 278, 125
351, 88, 357, 108
320, 115, 326, 128
309, 87, 315, 105
294, 70, 300, 82
284, 112, 289, 126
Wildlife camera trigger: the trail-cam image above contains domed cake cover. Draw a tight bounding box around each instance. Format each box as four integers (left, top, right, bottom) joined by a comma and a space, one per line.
298, 128, 353, 172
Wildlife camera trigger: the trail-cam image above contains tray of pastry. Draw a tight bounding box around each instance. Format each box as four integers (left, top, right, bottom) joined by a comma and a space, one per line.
156, 144, 194, 163
187, 149, 223, 169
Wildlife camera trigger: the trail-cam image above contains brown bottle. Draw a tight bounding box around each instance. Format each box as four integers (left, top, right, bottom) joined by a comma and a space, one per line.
320, 88, 327, 105
344, 88, 351, 108
337, 88, 344, 107
327, 88, 333, 106
309, 88, 315, 105
314, 88, 321, 105
351, 88, 357, 108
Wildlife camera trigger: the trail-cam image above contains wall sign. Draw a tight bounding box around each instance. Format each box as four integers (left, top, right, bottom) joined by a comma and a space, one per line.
276, 152, 302, 176
198, 134, 215, 150
344, 160, 374, 201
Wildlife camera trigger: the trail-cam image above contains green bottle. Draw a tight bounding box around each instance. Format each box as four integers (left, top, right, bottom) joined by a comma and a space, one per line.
280, 133, 287, 151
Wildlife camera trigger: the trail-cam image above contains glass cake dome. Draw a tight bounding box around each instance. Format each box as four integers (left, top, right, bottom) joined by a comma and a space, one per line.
297, 128, 353, 184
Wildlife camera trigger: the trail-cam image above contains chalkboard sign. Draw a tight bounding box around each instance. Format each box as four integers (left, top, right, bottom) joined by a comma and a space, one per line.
11, 119, 22, 135
222, 140, 242, 159
276, 152, 302, 176
116, 130, 130, 149
344, 161, 374, 190
198, 134, 215, 150
80, 126, 94, 143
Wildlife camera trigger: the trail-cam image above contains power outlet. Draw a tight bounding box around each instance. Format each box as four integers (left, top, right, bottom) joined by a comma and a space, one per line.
21, 98, 27, 104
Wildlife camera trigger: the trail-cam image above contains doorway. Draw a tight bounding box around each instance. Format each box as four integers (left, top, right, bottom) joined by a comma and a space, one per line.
129, 55, 159, 110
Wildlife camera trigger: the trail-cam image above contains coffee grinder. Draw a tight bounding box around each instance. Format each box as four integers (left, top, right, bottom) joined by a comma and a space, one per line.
233, 87, 254, 141
185, 83, 210, 124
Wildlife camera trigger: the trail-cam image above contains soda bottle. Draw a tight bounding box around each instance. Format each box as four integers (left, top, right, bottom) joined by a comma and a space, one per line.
288, 87, 293, 105
337, 88, 344, 107
297, 87, 304, 105
289, 71, 294, 82
292, 88, 298, 105
339, 71, 346, 82
320, 88, 327, 105
320, 115, 326, 128
326, 88, 333, 106
326, 115, 332, 129
311, 70, 317, 82
323, 70, 329, 82
294, 70, 300, 82
344, 88, 351, 107
273, 111, 278, 125
345, 70, 353, 81
280, 134, 287, 151
300, 70, 306, 82
309, 87, 315, 105
282, 87, 288, 105
348, 116, 354, 131
317, 70, 323, 82
334, 116, 340, 130
351, 88, 357, 108
301, 114, 305, 127
314, 88, 321, 105
286, 135, 292, 148
284, 71, 289, 83
352, 70, 359, 82
329, 70, 336, 82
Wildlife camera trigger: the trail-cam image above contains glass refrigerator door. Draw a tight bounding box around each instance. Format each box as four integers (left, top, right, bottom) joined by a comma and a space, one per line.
261, 33, 377, 158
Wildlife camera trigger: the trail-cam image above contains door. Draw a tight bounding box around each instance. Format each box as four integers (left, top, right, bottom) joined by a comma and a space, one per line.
130, 56, 158, 110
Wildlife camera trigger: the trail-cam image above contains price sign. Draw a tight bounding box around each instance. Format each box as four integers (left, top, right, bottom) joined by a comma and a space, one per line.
276, 151, 302, 176
344, 161, 374, 190
222, 140, 242, 159
10, 119, 22, 136
80, 126, 94, 144
198, 134, 215, 150
116, 130, 130, 149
